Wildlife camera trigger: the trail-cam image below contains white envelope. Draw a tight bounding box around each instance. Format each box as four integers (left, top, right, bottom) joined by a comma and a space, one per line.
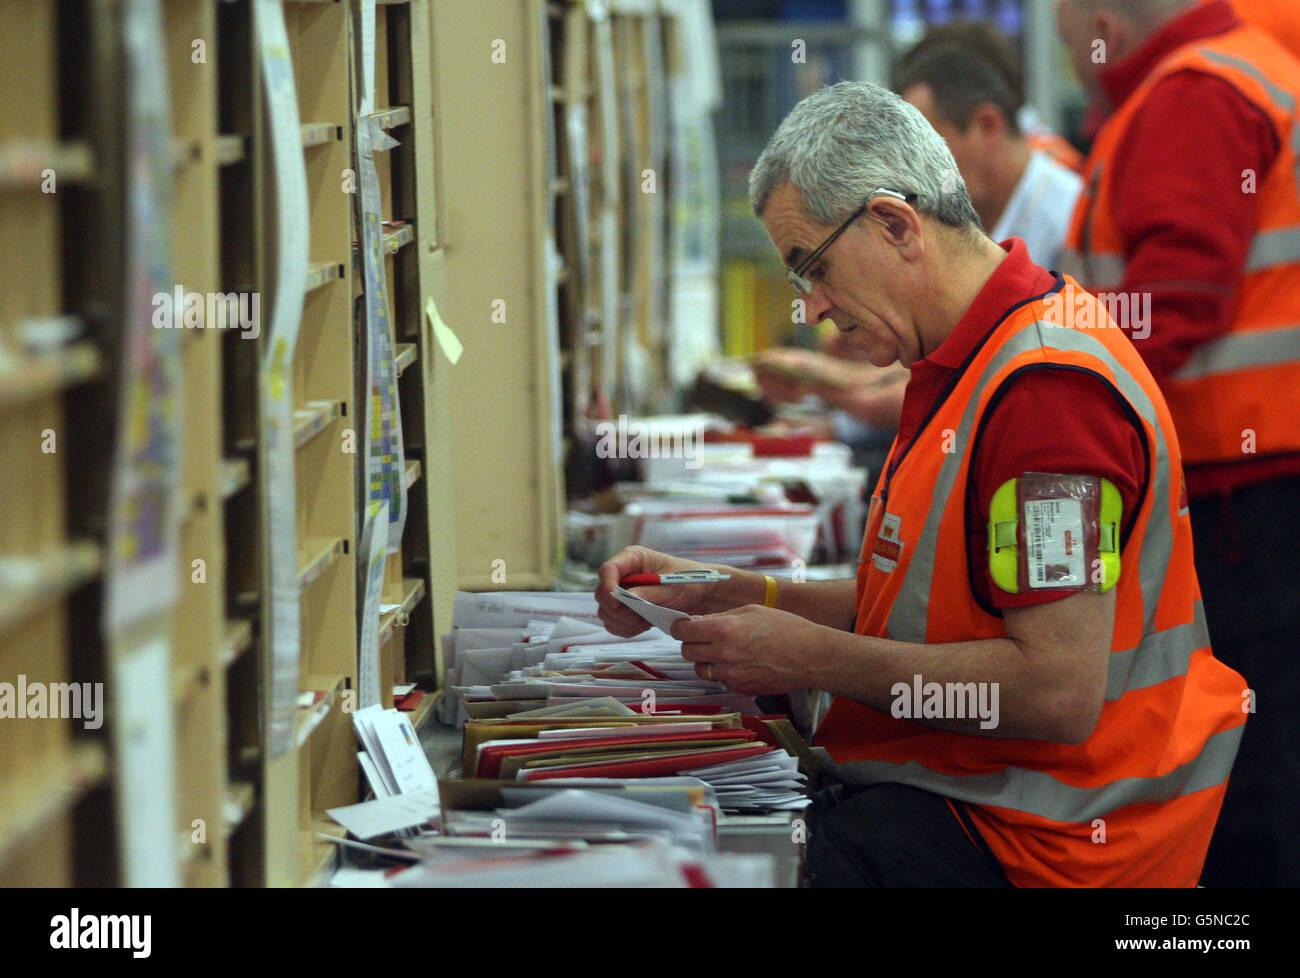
458, 646, 518, 686
612, 587, 691, 634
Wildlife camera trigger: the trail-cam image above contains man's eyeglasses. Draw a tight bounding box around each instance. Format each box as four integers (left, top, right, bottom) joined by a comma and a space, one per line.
787, 187, 918, 296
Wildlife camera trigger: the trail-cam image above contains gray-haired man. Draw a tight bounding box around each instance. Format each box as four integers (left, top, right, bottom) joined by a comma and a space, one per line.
597, 82, 1243, 887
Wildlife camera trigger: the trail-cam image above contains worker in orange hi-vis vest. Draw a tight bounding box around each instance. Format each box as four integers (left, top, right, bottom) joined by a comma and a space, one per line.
594, 81, 1248, 888
1205, 0, 1300, 61
1059, 0, 1300, 887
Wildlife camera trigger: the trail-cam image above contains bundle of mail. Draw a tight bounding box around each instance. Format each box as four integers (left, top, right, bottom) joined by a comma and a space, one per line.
322, 588, 808, 886
566, 433, 868, 570
328, 704, 782, 886
440, 589, 810, 814
327, 776, 777, 888
336, 838, 777, 888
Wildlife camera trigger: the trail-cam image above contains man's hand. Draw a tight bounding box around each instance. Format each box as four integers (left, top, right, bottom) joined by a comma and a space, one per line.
753, 348, 908, 429
822, 364, 908, 430
672, 604, 826, 695
751, 348, 821, 404
595, 546, 761, 638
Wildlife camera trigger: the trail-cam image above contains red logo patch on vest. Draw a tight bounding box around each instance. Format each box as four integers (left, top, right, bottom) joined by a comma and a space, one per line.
872, 512, 904, 573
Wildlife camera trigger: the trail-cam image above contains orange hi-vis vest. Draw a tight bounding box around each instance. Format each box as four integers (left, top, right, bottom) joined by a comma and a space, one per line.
1207, 0, 1300, 64
1061, 23, 1300, 468
815, 274, 1247, 887
1026, 131, 1084, 174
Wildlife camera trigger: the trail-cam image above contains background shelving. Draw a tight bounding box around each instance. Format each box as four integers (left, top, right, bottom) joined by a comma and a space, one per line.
0, 0, 724, 885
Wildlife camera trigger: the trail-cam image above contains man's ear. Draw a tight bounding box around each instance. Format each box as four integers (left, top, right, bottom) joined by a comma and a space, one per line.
868, 198, 919, 244
971, 101, 1006, 141
1094, 8, 1133, 64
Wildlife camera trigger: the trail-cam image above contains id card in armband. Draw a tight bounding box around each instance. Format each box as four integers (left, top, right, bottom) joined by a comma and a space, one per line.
987, 473, 1122, 594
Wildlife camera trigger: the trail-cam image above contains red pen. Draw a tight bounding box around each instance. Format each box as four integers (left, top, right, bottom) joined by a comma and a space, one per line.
619, 571, 731, 586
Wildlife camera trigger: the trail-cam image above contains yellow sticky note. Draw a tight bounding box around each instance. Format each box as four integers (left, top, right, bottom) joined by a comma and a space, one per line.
425, 295, 462, 365
268, 337, 288, 401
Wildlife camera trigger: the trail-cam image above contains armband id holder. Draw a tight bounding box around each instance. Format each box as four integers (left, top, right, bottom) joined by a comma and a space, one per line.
988, 473, 1121, 594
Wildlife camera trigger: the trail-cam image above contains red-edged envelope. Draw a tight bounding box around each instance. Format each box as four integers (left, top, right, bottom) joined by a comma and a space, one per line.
477, 728, 756, 778
520, 743, 775, 781
395, 690, 426, 712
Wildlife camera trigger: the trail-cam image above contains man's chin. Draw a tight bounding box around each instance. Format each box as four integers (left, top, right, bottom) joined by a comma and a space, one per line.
857, 339, 899, 369
839, 324, 898, 367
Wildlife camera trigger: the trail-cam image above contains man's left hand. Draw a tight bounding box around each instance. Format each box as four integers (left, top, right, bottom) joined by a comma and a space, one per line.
672, 605, 822, 696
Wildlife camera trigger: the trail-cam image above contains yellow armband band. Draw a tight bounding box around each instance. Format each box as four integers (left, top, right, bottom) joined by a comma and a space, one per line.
763, 574, 779, 608
987, 476, 1122, 594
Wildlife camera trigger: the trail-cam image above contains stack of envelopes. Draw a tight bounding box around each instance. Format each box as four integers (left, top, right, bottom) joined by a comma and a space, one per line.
445, 590, 810, 813
463, 713, 808, 812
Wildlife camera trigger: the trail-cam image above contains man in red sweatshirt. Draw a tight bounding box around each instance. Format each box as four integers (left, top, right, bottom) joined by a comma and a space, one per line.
1058, 0, 1300, 886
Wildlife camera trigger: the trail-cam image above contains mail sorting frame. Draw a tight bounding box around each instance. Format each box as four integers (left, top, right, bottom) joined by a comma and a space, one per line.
258, 0, 452, 888
163, 0, 235, 888
361, 0, 438, 725
216, 0, 453, 886
247, 0, 361, 889
0, 0, 111, 888
0, 0, 259, 891
544, 1, 677, 497
434, 0, 568, 593
0, 0, 461, 888
610, 2, 670, 411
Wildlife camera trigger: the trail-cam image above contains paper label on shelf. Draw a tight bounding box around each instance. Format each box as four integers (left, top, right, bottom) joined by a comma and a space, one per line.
110, 628, 180, 887
358, 500, 389, 710
358, 0, 376, 118
256, 0, 311, 758
425, 295, 462, 365
356, 104, 407, 554
104, 0, 182, 636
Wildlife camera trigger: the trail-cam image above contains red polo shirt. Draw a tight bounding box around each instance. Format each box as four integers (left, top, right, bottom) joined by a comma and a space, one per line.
894, 238, 1147, 609
1099, 0, 1300, 498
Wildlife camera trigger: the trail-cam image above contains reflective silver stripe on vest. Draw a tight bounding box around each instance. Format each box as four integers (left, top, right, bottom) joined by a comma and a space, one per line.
1059, 249, 1127, 288
1080, 229, 1300, 284
1200, 48, 1300, 202
1246, 226, 1300, 272
829, 725, 1243, 824
886, 317, 1171, 649
1083, 251, 1126, 288
1058, 248, 1086, 281
1104, 601, 1210, 701
1171, 323, 1300, 379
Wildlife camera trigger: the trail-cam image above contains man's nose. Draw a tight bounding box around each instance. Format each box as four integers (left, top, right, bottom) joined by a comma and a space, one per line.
804, 287, 834, 325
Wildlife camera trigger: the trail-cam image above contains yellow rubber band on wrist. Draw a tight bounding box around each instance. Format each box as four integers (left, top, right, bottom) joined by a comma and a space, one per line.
763, 574, 779, 608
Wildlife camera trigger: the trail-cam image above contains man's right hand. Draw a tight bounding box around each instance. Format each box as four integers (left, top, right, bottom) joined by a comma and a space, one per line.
753, 348, 907, 429
752, 348, 819, 404
595, 546, 757, 637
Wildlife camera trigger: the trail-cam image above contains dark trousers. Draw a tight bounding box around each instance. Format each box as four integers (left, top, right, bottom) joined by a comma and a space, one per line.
1192, 475, 1300, 888
804, 782, 1014, 887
